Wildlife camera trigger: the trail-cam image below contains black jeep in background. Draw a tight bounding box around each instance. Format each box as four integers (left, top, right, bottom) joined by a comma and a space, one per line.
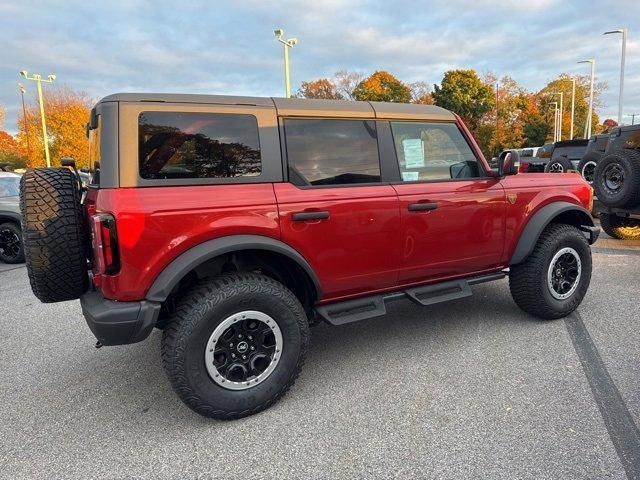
578, 134, 609, 185
593, 124, 640, 239
544, 139, 589, 173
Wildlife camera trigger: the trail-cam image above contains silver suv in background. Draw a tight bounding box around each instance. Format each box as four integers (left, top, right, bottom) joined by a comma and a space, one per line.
0, 172, 24, 264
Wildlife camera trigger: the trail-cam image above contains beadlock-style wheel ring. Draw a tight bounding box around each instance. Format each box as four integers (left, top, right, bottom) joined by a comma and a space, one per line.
205, 310, 283, 391
546, 247, 582, 300
581, 161, 597, 184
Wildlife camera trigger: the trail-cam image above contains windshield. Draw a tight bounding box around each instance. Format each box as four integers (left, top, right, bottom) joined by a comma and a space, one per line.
0, 176, 20, 197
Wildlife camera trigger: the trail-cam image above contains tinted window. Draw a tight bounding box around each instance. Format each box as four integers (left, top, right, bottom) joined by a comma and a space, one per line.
139, 112, 261, 180
390, 122, 480, 181
0, 176, 20, 197
284, 119, 380, 186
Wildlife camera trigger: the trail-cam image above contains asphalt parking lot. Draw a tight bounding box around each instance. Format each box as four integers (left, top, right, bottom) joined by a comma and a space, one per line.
1, 236, 639, 479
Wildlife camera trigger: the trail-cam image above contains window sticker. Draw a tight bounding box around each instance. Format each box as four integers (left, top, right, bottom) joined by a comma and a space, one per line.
401, 171, 420, 181
402, 138, 424, 168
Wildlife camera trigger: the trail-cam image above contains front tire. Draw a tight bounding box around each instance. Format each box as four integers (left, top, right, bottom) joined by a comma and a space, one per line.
161, 273, 309, 419
509, 223, 592, 320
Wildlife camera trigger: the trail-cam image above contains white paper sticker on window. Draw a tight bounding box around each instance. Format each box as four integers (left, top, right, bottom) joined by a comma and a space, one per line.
401, 171, 420, 181
402, 138, 424, 168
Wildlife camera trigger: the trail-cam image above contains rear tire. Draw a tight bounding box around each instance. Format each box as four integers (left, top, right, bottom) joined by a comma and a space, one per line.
161, 272, 309, 419
0, 222, 25, 264
593, 150, 640, 208
545, 158, 574, 173
599, 213, 640, 240
509, 223, 591, 320
20, 168, 89, 303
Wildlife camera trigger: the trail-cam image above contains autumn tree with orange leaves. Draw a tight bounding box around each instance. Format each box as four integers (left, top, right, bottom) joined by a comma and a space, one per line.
15, 86, 92, 168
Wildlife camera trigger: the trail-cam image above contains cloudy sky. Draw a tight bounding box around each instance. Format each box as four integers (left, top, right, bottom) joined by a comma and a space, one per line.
1, 0, 638, 132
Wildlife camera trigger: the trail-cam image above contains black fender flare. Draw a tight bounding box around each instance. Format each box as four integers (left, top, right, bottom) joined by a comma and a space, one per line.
145, 235, 322, 302
509, 202, 596, 265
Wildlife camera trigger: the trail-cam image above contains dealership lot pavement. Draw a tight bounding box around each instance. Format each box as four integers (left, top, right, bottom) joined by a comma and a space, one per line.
1, 238, 639, 479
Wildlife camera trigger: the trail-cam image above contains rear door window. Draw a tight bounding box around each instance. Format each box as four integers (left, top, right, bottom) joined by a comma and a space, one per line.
138, 112, 261, 179
283, 118, 380, 186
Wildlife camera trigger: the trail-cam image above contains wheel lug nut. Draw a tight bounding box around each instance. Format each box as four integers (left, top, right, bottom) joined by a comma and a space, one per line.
250, 346, 255, 351
248, 335, 253, 340
231, 353, 236, 358
237, 334, 242, 339
230, 343, 234, 347
242, 355, 246, 359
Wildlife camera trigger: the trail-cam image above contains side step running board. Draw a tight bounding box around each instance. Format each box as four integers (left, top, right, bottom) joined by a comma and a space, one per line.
315, 272, 506, 326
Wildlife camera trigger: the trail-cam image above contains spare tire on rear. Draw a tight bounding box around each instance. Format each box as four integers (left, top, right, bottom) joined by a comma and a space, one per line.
593, 150, 640, 208
20, 168, 89, 303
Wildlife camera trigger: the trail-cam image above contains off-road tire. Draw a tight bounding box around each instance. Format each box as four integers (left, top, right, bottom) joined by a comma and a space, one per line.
544, 157, 574, 173
161, 272, 309, 420
577, 151, 602, 184
509, 223, 592, 320
0, 222, 25, 264
20, 168, 89, 303
593, 150, 640, 208
599, 213, 640, 240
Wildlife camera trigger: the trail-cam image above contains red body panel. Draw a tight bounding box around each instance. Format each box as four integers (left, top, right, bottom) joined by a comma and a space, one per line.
274, 183, 401, 299
392, 179, 506, 283
499, 173, 593, 264
88, 184, 280, 301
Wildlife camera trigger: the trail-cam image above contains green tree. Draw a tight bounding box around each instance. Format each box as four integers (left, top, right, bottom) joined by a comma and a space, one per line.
537, 74, 605, 140
352, 71, 411, 103
296, 78, 344, 100
433, 69, 494, 131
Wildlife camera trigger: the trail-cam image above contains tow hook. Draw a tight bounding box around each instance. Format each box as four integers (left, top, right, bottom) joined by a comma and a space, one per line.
95, 341, 103, 349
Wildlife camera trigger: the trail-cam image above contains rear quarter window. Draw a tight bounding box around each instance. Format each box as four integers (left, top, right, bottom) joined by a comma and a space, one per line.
138, 112, 261, 180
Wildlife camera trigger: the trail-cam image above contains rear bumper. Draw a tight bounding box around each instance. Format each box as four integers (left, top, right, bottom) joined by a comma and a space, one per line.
80, 290, 161, 346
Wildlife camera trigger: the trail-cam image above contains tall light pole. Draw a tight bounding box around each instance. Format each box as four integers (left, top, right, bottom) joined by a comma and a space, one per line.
551, 92, 564, 140
570, 78, 576, 139
274, 29, 298, 98
627, 113, 638, 125
17, 83, 32, 162
578, 60, 595, 139
19, 70, 56, 167
551, 102, 558, 142
604, 28, 627, 125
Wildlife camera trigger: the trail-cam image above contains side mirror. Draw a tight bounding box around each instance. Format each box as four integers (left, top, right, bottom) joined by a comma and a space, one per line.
498, 150, 519, 176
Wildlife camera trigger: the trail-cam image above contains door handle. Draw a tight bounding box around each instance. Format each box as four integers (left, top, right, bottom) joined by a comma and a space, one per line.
291, 210, 330, 221
408, 202, 438, 212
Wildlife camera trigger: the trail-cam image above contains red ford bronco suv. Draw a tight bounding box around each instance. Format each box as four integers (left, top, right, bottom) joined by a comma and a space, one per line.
20, 94, 599, 419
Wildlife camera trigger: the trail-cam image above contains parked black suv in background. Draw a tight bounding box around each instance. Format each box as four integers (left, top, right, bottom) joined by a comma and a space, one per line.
578, 134, 609, 184
593, 124, 640, 239
544, 140, 589, 173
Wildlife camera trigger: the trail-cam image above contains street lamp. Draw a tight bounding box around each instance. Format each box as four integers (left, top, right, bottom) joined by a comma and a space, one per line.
604, 28, 627, 125
274, 28, 297, 98
570, 78, 576, 139
19, 70, 56, 167
550, 92, 564, 141
17, 83, 32, 161
552, 109, 556, 143
578, 60, 595, 139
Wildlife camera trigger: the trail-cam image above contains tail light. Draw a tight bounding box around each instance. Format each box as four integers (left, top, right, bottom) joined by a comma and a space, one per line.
518, 162, 531, 173
90, 213, 120, 275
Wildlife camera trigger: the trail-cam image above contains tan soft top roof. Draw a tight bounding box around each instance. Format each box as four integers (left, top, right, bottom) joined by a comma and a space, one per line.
98, 93, 455, 121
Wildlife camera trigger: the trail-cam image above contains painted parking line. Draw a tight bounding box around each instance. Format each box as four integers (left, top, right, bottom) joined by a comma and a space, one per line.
565, 311, 640, 480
